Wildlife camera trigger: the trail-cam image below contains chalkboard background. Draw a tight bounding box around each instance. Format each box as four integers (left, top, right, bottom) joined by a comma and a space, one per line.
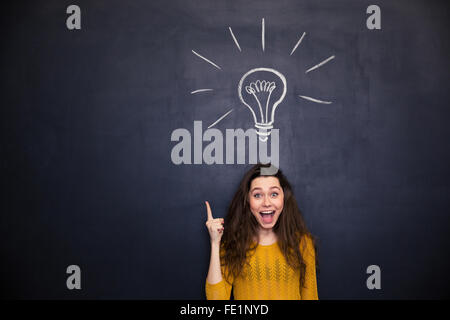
2, 0, 449, 299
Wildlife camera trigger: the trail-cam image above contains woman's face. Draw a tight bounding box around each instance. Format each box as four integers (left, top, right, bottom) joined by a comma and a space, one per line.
248, 176, 284, 230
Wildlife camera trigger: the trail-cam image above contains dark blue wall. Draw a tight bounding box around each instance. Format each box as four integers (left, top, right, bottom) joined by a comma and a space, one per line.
2, 0, 449, 299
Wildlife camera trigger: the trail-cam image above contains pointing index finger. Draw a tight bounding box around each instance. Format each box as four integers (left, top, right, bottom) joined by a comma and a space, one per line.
205, 201, 213, 221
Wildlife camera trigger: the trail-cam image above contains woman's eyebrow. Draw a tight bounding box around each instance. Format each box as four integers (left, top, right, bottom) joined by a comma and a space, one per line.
250, 186, 280, 192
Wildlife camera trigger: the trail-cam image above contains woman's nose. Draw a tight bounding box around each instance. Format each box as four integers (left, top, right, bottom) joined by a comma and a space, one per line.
263, 195, 271, 206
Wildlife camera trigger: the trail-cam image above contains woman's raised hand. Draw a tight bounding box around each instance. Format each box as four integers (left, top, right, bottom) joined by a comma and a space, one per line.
205, 201, 224, 244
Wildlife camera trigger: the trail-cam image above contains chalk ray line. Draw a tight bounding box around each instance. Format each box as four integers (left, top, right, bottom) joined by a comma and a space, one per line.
305, 55, 335, 73
299, 95, 332, 104
190, 89, 214, 94
191, 50, 222, 70
290, 32, 306, 56
262, 18, 265, 52
228, 27, 242, 52
208, 108, 234, 129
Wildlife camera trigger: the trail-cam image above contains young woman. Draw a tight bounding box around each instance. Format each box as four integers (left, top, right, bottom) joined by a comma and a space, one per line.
205, 163, 318, 300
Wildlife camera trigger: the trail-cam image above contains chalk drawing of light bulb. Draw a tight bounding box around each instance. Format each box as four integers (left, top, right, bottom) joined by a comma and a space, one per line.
238, 67, 287, 142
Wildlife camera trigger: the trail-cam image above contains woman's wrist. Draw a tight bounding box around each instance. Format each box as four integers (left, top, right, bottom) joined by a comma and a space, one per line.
210, 240, 221, 248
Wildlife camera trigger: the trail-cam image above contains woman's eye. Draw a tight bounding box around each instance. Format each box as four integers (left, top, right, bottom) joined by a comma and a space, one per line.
254, 193, 261, 198
271, 192, 278, 197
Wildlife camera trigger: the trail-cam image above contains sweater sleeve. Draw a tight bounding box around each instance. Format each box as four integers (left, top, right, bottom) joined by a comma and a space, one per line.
300, 235, 319, 300
205, 277, 233, 300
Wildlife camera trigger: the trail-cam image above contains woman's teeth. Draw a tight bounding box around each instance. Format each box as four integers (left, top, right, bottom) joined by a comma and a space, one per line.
259, 211, 275, 223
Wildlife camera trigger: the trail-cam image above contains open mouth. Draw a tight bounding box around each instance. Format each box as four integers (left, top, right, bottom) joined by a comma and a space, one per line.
259, 211, 275, 224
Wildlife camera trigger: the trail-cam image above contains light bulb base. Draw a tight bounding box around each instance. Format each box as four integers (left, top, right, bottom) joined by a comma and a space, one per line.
254, 123, 273, 142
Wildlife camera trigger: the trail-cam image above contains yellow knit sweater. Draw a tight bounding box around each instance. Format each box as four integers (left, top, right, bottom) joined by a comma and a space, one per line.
205, 236, 318, 300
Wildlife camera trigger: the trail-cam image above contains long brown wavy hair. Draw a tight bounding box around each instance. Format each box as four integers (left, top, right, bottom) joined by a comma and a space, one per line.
221, 163, 316, 288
